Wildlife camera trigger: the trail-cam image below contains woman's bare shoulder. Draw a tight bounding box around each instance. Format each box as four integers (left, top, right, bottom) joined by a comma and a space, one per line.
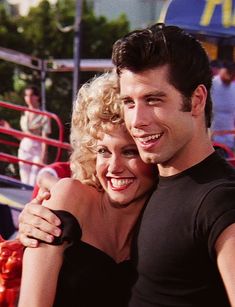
42, 177, 99, 217
52, 177, 97, 197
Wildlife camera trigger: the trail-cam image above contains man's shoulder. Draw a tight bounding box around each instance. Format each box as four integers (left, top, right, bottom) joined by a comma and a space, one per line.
198, 167, 235, 205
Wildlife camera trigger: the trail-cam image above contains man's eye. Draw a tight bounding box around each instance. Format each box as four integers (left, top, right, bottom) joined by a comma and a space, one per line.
123, 149, 139, 157
146, 97, 163, 105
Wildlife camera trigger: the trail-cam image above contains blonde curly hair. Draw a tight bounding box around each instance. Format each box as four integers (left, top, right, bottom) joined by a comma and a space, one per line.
70, 71, 123, 189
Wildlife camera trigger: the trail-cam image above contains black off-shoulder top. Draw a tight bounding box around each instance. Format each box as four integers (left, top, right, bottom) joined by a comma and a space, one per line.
49, 210, 137, 307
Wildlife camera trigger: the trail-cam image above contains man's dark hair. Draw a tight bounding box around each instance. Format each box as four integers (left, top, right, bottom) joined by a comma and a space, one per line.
112, 23, 213, 128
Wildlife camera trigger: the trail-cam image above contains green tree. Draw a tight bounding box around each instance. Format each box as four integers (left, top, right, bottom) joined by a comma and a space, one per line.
14, 0, 129, 121
0, 0, 130, 172
0, 4, 24, 93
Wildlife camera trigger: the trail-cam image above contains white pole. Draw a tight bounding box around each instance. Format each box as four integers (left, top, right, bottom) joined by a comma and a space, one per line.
72, 0, 82, 107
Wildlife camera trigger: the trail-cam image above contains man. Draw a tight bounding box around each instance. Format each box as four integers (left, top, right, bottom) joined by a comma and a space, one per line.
18, 24, 235, 306
111, 23, 235, 306
211, 61, 235, 151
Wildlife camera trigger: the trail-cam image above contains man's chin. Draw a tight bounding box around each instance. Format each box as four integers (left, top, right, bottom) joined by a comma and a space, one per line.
139, 152, 159, 164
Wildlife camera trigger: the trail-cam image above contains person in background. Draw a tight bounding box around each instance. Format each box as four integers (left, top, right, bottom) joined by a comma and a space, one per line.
18, 85, 51, 186
211, 61, 235, 151
210, 59, 222, 76
31, 161, 71, 199
18, 72, 156, 307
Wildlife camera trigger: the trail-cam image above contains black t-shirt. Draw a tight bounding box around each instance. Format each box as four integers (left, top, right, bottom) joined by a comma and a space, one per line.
130, 152, 235, 307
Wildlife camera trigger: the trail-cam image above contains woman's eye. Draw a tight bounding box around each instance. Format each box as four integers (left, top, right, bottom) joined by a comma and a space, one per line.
122, 99, 135, 108
97, 148, 107, 154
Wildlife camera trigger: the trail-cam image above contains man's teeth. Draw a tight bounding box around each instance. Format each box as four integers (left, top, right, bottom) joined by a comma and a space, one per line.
138, 134, 162, 142
111, 178, 134, 187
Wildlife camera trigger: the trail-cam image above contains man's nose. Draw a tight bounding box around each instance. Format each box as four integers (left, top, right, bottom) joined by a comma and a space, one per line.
132, 103, 149, 128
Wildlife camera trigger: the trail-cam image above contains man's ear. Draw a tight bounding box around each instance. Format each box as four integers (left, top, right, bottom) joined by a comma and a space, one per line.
191, 84, 207, 117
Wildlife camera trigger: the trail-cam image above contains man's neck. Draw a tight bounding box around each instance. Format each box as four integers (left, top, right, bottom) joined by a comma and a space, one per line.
158, 143, 214, 177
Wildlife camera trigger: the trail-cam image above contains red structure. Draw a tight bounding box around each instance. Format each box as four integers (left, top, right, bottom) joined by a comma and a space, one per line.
0, 236, 24, 307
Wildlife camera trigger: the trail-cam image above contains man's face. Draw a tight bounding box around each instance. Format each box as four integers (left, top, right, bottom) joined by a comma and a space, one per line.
119, 65, 196, 170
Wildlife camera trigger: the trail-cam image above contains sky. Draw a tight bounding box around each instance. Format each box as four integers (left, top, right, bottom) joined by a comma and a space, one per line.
7, 0, 57, 15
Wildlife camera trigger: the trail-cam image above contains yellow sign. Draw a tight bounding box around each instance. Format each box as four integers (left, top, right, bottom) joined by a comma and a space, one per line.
201, 0, 235, 28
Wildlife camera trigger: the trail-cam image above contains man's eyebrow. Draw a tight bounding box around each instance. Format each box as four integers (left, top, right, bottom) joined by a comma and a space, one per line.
144, 90, 166, 98
120, 90, 167, 101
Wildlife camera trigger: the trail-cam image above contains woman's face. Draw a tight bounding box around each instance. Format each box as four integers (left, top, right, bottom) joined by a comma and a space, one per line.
24, 89, 40, 108
96, 125, 156, 206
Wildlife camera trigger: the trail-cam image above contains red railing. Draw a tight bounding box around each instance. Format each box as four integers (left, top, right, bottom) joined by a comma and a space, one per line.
212, 130, 235, 167
0, 100, 71, 170
212, 129, 235, 137
0, 103, 72, 306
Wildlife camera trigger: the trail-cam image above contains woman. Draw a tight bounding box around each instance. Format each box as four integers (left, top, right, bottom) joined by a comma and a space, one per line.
18, 85, 51, 185
18, 72, 156, 307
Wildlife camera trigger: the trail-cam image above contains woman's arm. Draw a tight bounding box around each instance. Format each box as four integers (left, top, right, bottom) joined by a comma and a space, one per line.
18, 243, 64, 307
18, 178, 80, 307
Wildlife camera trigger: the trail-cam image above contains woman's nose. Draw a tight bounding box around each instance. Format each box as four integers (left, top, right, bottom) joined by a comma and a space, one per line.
108, 156, 124, 174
